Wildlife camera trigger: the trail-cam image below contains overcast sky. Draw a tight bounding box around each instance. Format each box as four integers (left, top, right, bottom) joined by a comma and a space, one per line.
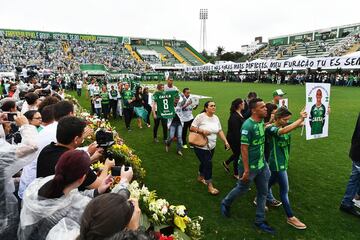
0, 0, 359, 53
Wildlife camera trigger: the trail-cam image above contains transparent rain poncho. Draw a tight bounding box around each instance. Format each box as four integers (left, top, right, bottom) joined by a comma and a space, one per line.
18, 176, 94, 240
0, 124, 39, 239
45, 218, 80, 240
44, 183, 130, 240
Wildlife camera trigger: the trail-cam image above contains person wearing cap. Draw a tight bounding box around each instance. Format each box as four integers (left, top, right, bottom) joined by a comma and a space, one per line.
266, 107, 308, 229
272, 89, 286, 106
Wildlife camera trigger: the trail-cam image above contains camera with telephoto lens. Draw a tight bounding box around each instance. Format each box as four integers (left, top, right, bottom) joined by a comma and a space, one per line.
95, 129, 115, 159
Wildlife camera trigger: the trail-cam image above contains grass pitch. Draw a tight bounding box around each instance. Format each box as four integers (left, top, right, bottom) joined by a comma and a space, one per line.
72, 82, 360, 240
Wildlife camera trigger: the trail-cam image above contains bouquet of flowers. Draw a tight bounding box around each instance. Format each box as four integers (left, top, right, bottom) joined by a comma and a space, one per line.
76, 110, 146, 183
127, 181, 204, 240
67, 93, 203, 239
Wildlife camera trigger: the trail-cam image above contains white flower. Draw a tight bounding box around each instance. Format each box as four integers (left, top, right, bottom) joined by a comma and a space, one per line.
152, 213, 158, 221
175, 205, 186, 216
161, 206, 168, 214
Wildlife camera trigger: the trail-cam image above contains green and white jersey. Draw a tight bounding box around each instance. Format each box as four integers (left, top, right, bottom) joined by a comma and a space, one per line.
310, 104, 326, 135
152, 91, 179, 119
100, 92, 110, 104
239, 118, 265, 171
121, 90, 134, 108
266, 125, 291, 171
109, 90, 118, 99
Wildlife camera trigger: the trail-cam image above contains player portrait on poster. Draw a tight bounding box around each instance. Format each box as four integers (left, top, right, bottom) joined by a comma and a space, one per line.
305, 83, 331, 140
280, 98, 289, 109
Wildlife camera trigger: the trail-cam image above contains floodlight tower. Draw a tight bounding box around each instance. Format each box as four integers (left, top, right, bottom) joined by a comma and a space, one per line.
199, 9, 208, 52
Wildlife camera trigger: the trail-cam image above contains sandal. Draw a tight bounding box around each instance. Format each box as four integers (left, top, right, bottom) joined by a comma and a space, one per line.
208, 187, 220, 195
197, 177, 207, 185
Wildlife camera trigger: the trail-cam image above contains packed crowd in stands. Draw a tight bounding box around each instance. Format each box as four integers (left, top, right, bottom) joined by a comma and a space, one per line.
0, 37, 149, 73
328, 31, 360, 57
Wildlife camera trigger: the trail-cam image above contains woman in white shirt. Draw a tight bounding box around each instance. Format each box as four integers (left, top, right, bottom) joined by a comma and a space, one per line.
190, 101, 230, 195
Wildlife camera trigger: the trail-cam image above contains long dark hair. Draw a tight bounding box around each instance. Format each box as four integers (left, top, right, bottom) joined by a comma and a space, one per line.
264, 103, 278, 123
38, 150, 90, 199
230, 98, 243, 114
77, 193, 134, 240
201, 101, 215, 113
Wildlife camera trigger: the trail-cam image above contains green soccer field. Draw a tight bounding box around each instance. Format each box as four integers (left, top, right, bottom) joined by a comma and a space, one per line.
72, 82, 360, 240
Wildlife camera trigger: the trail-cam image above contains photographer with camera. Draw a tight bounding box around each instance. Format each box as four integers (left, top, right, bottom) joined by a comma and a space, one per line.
18, 101, 76, 199
36, 116, 112, 191
1, 99, 22, 144
0, 112, 39, 238
19, 150, 121, 240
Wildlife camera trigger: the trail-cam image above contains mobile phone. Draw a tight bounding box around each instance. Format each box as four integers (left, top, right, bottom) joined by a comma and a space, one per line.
111, 166, 121, 176
7, 112, 17, 122
2, 112, 17, 122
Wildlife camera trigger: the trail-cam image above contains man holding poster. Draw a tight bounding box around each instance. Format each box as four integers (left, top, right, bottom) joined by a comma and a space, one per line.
305, 83, 331, 140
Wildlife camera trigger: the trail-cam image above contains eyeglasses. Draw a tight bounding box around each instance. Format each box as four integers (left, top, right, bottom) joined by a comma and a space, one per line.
209, 105, 216, 107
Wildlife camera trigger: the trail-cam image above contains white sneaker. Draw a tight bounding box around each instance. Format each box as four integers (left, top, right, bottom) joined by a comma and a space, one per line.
353, 198, 360, 208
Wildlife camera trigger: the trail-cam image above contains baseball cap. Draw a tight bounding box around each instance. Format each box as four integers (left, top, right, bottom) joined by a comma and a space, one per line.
273, 89, 286, 97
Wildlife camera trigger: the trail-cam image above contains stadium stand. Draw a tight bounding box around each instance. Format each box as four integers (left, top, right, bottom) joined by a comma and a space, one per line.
0, 28, 206, 73
256, 23, 360, 60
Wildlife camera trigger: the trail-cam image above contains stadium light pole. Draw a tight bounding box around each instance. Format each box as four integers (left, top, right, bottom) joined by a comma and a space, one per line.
199, 9, 208, 53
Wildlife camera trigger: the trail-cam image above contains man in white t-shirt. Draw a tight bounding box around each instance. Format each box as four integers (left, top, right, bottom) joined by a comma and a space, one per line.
18, 101, 75, 199
76, 79, 83, 97
164, 77, 178, 92
178, 87, 197, 149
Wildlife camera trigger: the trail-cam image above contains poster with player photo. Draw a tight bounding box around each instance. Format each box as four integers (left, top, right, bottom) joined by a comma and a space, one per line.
305, 83, 331, 140
279, 98, 289, 109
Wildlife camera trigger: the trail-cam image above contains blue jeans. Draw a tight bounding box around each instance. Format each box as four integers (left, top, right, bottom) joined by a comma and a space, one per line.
341, 161, 360, 207
267, 170, 294, 218
222, 163, 270, 224
95, 108, 102, 117
166, 122, 183, 151
194, 147, 214, 183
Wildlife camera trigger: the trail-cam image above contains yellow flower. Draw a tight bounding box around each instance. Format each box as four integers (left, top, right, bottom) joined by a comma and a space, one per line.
174, 215, 190, 232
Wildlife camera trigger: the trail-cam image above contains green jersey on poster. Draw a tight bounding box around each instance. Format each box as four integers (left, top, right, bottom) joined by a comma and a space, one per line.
310, 104, 326, 135
152, 91, 179, 119
239, 118, 265, 171
121, 90, 134, 108
266, 125, 291, 171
